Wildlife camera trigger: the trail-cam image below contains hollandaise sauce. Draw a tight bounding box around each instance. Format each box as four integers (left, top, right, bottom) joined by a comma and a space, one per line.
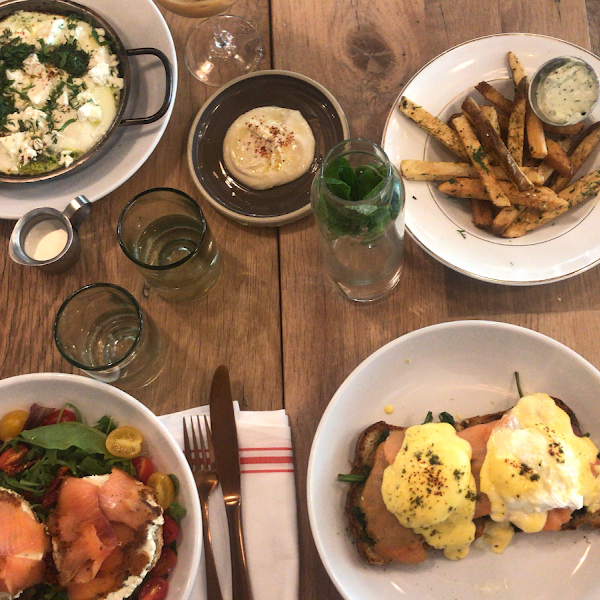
381, 423, 477, 560
480, 393, 600, 533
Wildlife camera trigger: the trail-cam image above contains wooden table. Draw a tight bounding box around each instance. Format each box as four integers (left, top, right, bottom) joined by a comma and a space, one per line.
2, 0, 600, 598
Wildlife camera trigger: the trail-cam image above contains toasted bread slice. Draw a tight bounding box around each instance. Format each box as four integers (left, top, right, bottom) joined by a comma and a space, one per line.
345, 398, 598, 565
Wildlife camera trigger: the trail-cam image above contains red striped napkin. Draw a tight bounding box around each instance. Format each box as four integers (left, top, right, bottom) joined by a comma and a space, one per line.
159, 404, 298, 600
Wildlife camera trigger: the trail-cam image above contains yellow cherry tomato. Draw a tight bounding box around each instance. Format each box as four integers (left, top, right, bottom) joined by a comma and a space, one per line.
146, 472, 175, 509
105, 425, 144, 458
0, 410, 29, 441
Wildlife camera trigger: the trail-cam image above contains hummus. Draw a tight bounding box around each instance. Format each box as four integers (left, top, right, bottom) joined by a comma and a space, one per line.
222, 106, 315, 190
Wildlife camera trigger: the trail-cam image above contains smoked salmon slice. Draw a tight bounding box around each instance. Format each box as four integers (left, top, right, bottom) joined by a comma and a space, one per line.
0, 488, 50, 597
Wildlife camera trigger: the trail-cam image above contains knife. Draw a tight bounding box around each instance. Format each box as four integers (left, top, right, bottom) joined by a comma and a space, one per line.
210, 365, 254, 600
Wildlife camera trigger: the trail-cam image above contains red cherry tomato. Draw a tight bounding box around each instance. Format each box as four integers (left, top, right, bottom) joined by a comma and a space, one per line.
149, 547, 177, 578
138, 577, 168, 600
162, 515, 179, 545
42, 409, 77, 426
132, 456, 155, 484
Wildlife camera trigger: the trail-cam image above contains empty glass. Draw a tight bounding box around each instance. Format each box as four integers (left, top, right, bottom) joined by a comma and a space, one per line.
54, 284, 167, 390
117, 188, 222, 302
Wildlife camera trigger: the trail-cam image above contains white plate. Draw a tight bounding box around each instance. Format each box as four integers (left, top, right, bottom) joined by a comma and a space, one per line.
308, 320, 600, 600
382, 34, 600, 285
0, 373, 201, 600
0, 0, 177, 220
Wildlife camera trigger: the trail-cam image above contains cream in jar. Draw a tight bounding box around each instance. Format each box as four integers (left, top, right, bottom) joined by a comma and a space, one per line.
536, 59, 599, 124
223, 106, 315, 190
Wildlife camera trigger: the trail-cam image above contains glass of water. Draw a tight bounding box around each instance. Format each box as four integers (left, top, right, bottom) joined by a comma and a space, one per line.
54, 284, 167, 390
117, 188, 222, 302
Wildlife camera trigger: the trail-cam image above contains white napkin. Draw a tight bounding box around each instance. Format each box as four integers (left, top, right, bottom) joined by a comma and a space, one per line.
159, 404, 299, 600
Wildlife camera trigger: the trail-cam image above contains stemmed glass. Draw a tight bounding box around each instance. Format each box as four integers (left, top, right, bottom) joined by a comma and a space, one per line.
156, 0, 263, 87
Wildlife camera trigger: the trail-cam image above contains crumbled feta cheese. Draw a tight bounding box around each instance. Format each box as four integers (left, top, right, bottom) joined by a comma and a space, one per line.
59, 150, 74, 167
77, 99, 102, 123
56, 89, 70, 108
22, 54, 45, 78
0, 132, 36, 165
44, 18, 67, 46
87, 61, 111, 86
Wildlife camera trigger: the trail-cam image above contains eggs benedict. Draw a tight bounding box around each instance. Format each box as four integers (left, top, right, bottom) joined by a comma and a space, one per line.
345, 393, 600, 565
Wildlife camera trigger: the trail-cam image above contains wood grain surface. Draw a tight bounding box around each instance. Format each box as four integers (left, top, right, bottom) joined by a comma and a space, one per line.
1, 1, 600, 599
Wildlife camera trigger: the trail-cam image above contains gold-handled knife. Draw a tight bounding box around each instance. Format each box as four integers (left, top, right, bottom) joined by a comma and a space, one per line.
210, 365, 254, 600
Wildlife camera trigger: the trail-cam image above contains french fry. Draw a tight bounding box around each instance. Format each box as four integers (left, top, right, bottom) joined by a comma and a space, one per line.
398, 97, 469, 160
507, 77, 528, 166
553, 122, 600, 192
475, 81, 513, 114
502, 208, 540, 238
508, 51, 527, 86
400, 160, 543, 183
462, 96, 533, 191
480, 105, 501, 136
438, 178, 568, 212
451, 114, 511, 207
543, 122, 585, 136
496, 111, 510, 135
492, 205, 526, 235
538, 135, 574, 183
526, 104, 548, 159
470, 198, 494, 229
544, 139, 573, 177
557, 168, 600, 208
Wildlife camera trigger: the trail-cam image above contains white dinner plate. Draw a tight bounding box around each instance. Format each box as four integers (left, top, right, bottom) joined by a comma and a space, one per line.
308, 320, 600, 600
382, 34, 600, 285
0, 0, 177, 220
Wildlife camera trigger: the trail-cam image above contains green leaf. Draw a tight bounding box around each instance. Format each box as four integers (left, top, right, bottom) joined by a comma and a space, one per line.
19, 422, 110, 456
167, 502, 187, 525
324, 177, 351, 201
94, 416, 117, 435
439, 412, 455, 426
422, 411, 433, 424
169, 473, 180, 496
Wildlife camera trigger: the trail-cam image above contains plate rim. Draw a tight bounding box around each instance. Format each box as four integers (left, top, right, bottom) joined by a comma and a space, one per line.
187, 69, 350, 227
307, 319, 600, 600
381, 33, 600, 286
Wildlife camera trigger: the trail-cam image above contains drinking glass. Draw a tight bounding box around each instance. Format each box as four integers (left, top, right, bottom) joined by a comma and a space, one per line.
117, 188, 222, 302
155, 0, 263, 87
310, 139, 405, 302
54, 284, 167, 390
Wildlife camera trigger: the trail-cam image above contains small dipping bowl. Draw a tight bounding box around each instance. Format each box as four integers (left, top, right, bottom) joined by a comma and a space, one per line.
9, 195, 92, 273
529, 56, 600, 126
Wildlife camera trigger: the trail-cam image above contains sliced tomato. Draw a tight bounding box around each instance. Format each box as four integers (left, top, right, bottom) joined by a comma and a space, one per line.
41, 466, 71, 507
105, 425, 144, 458
162, 514, 179, 545
147, 472, 175, 510
132, 456, 155, 484
150, 547, 177, 578
138, 577, 168, 600
0, 409, 29, 441
42, 408, 77, 426
0, 444, 29, 475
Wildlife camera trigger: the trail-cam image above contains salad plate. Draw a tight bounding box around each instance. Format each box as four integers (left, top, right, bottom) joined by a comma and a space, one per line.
308, 320, 600, 600
0, 372, 202, 600
382, 34, 600, 285
0, 0, 177, 220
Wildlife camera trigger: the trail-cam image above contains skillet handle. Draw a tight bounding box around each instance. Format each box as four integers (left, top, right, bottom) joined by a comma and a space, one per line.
119, 48, 173, 126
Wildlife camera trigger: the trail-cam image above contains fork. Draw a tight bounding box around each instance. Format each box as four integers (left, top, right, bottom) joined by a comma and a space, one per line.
183, 415, 224, 600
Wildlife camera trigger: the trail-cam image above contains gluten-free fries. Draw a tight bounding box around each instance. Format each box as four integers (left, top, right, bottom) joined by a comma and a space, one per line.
398, 51, 600, 238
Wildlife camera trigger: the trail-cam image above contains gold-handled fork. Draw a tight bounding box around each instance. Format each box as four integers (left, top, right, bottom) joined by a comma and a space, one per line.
183, 416, 223, 600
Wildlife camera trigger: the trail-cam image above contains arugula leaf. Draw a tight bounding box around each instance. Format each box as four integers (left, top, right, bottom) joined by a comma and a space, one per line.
167, 502, 187, 525
94, 415, 117, 435
19, 422, 110, 457
439, 412, 455, 426
422, 411, 433, 424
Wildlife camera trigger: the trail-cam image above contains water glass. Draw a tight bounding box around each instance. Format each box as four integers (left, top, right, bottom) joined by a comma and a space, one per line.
54, 284, 167, 390
310, 138, 405, 302
118, 188, 222, 302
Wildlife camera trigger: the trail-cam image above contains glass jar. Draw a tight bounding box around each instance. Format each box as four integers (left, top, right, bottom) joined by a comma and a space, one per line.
310, 138, 405, 302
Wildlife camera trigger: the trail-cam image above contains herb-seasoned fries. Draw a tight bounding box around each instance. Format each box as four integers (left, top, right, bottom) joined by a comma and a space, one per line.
397, 50, 600, 239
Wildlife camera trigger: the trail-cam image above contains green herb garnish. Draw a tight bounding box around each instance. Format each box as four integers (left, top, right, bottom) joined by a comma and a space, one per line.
337, 473, 368, 483
40, 37, 90, 77
515, 371, 524, 398
0, 37, 35, 70
439, 412, 455, 426
422, 411, 433, 424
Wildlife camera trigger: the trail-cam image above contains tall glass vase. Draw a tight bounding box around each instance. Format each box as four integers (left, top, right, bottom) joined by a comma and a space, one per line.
311, 139, 405, 302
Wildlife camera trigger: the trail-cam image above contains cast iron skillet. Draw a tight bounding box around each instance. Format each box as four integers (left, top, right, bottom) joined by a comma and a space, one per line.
0, 0, 174, 183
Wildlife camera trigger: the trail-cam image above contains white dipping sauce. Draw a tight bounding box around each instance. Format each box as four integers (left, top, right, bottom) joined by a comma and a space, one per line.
24, 220, 68, 260
223, 106, 315, 190
536, 60, 599, 124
